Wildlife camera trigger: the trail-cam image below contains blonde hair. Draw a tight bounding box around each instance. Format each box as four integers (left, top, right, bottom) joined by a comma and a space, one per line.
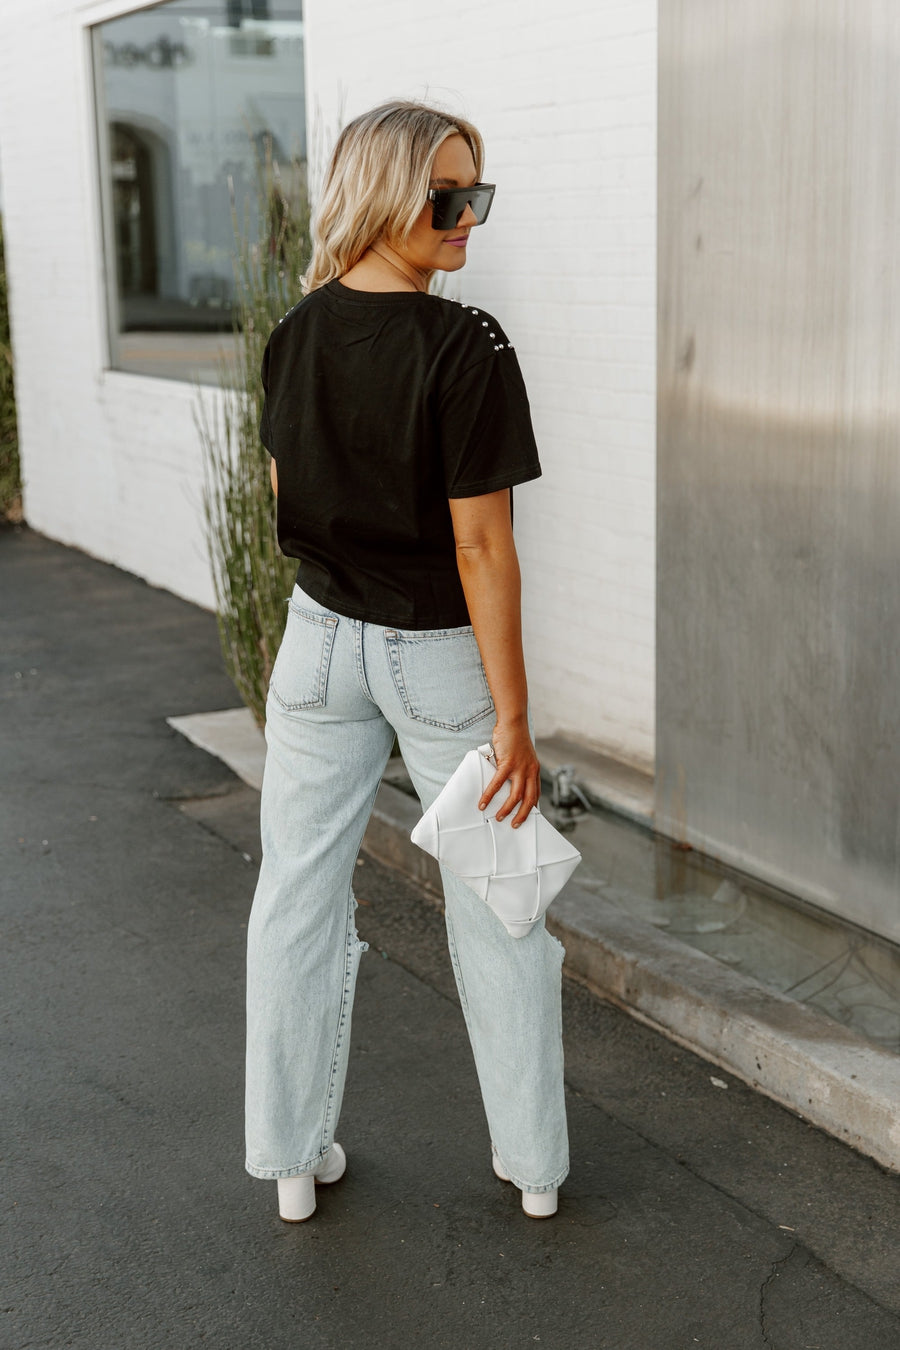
302, 100, 485, 294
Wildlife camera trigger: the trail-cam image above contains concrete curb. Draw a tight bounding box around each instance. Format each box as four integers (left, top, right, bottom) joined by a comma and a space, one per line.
366, 778, 900, 1175
547, 882, 900, 1173
169, 708, 900, 1174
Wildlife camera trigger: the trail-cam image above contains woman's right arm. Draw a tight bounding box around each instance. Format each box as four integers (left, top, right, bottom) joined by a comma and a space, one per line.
448, 489, 540, 828
270, 457, 278, 497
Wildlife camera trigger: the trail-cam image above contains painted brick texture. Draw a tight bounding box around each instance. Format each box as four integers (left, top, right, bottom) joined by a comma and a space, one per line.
0, 0, 657, 768
305, 0, 657, 767
0, 0, 221, 609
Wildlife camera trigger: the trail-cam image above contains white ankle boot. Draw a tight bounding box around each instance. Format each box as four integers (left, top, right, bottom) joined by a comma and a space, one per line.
492, 1152, 558, 1218
277, 1143, 347, 1223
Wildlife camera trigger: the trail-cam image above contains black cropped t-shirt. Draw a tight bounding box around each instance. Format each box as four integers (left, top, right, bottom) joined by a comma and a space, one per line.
260, 278, 541, 630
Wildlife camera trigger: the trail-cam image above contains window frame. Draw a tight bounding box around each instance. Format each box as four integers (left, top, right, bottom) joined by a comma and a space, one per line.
83, 3, 171, 380
83, 0, 304, 386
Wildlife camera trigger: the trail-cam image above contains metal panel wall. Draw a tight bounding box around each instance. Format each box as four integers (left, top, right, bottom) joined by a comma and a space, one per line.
656, 2, 900, 940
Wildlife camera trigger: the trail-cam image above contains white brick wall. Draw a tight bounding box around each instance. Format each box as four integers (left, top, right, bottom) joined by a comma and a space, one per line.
0, 0, 657, 770
305, 0, 657, 768
0, 0, 218, 610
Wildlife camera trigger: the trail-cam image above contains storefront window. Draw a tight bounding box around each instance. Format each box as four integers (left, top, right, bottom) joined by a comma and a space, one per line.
93, 0, 304, 384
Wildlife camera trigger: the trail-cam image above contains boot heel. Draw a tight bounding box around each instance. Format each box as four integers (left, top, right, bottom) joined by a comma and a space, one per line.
522, 1188, 558, 1219
277, 1143, 347, 1223
492, 1151, 558, 1218
278, 1174, 315, 1222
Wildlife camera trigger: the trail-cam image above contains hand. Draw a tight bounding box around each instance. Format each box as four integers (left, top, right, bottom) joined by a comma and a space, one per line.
477, 720, 541, 828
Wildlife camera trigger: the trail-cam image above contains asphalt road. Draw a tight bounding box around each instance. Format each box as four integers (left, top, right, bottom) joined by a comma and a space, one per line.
3, 523, 900, 1350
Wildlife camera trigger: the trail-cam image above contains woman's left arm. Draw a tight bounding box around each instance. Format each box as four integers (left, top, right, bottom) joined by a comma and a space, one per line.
449, 489, 541, 828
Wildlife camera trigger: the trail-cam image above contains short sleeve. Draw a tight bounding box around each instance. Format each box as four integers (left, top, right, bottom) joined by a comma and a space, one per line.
439, 349, 542, 498
259, 340, 273, 452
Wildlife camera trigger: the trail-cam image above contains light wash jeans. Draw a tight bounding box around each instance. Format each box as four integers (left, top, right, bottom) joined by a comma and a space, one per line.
245, 585, 568, 1194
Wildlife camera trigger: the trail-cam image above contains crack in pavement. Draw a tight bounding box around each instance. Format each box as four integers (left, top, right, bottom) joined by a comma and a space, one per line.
759, 1242, 799, 1346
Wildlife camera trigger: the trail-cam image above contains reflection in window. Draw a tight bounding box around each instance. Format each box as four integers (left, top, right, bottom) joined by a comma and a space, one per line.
93, 0, 304, 384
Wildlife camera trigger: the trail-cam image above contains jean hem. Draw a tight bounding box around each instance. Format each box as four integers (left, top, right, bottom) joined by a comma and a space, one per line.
245, 1149, 329, 1180
493, 1149, 569, 1194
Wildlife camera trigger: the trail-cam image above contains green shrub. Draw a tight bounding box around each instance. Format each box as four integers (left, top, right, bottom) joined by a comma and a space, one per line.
197, 146, 311, 727
0, 216, 21, 522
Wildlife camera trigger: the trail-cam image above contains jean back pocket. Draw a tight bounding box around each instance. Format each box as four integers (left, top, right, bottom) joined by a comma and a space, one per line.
385, 626, 493, 731
269, 601, 338, 712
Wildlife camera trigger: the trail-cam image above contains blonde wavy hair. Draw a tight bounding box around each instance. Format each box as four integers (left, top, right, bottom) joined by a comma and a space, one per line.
302, 100, 485, 294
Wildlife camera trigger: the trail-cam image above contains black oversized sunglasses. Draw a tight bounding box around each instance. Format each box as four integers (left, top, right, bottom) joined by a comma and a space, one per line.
427, 182, 496, 230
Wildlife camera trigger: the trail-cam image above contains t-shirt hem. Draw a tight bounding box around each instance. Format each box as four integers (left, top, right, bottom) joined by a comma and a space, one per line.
447, 463, 542, 499
294, 566, 472, 632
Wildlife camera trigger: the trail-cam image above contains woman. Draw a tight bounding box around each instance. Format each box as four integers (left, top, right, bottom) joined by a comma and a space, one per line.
245, 100, 568, 1222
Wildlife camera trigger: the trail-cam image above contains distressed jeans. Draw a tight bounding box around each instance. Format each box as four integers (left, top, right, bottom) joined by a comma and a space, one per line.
245, 585, 569, 1194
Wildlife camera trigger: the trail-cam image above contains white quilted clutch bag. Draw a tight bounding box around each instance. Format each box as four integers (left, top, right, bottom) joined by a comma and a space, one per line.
410, 744, 581, 938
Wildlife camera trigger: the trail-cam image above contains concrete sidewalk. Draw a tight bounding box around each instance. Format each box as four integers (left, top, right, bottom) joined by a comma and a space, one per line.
4, 524, 900, 1350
